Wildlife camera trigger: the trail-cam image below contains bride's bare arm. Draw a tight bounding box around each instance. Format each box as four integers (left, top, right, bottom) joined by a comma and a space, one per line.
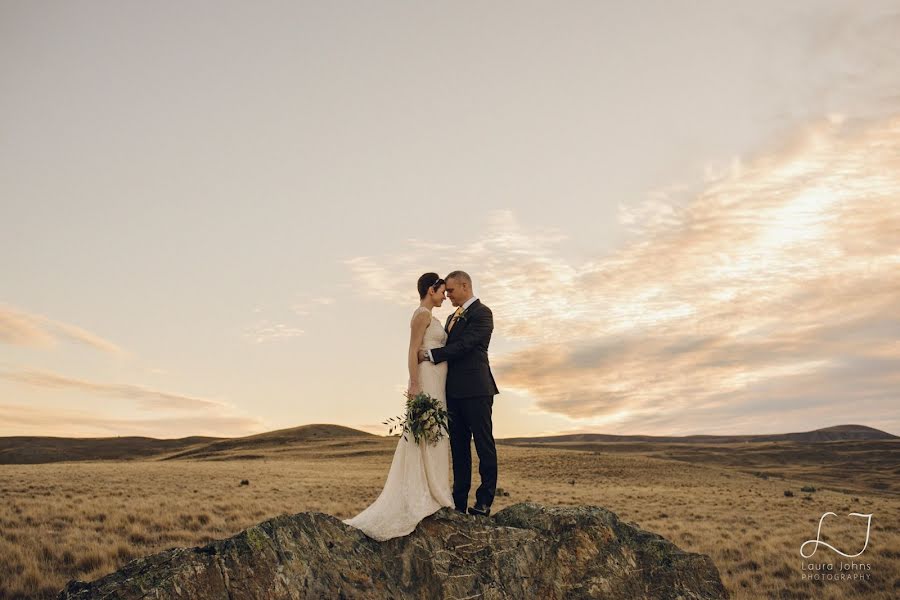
407, 311, 431, 394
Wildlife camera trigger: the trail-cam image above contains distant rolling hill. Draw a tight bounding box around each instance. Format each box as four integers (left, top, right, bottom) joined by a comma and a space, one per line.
497, 424, 898, 445
0, 435, 221, 465
498, 424, 900, 495
160, 424, 377, 461
0, 424, 376, 465
2, 423, 895, 465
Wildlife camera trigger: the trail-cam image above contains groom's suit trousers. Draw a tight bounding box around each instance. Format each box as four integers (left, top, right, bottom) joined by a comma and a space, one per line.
447, 394, 497, 509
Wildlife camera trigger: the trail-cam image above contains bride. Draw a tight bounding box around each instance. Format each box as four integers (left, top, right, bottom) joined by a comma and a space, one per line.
342, 272, 454, 540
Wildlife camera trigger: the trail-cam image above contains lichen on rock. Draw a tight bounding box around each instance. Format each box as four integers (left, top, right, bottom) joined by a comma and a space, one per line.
58, 503, 729, 599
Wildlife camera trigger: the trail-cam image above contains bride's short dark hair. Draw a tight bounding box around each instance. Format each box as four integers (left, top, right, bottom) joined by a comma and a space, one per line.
417, 272, 443, 299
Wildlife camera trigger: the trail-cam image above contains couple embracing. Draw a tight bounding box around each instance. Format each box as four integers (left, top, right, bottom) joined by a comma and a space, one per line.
343, 270, 499, 541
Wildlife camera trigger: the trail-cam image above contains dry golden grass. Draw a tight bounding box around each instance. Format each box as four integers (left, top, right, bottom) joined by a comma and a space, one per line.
1, 438, 897, 599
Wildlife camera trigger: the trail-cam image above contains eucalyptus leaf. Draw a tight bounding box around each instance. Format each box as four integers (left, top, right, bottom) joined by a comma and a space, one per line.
382, 390, 451, 445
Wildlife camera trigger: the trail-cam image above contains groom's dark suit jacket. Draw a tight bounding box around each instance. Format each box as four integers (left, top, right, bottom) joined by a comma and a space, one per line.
430, 299, 499, 399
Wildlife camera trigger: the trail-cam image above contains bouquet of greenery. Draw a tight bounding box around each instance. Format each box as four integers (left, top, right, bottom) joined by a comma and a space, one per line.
383, 391, 450, 445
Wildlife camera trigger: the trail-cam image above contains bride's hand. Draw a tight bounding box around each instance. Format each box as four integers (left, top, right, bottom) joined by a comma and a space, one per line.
408, 381, 422, 396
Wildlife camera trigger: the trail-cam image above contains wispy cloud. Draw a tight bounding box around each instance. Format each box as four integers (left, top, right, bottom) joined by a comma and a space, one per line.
0, 402, 266, 438
347, 115, 900, 435
0, 304, 125, 355
343, 256, 421, 305
242, 294, 335, 342
242, 322, 305, 344
291, 295, 335, 317
0, 367, 267, 438
0, 367, 229, 411
801, 6, 900, 122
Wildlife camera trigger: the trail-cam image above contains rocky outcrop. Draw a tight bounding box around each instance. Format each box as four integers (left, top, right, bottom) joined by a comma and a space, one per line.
59, 503, 728, 599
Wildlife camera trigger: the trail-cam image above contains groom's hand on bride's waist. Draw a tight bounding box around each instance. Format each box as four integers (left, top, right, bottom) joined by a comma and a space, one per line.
417, 349, 429, 363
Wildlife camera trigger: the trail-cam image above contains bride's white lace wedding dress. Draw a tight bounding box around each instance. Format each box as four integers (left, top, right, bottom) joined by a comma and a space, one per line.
342, 307, 454, 541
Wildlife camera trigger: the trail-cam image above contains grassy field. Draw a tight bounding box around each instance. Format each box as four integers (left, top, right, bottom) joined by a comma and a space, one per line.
1, 435, 897, 599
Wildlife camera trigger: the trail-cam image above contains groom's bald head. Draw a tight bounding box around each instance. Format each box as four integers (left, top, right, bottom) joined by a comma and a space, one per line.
445, 271, 474, 306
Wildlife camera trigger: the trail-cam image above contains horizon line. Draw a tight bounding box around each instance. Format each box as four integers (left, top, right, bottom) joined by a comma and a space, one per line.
1, 422, 897, 441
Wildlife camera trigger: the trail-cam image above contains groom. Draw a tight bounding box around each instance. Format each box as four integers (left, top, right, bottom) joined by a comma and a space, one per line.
419, 270, 499, 517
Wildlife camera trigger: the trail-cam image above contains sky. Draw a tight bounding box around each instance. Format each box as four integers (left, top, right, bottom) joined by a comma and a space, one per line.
2, 1, 898, 439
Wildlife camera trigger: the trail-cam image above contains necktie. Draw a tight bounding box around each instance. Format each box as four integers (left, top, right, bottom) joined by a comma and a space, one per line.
448, 306, 463, 332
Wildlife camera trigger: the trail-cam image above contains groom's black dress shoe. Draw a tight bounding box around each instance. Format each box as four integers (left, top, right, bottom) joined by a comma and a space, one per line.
467, 503, 491, 517
454, 506, 467, 514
